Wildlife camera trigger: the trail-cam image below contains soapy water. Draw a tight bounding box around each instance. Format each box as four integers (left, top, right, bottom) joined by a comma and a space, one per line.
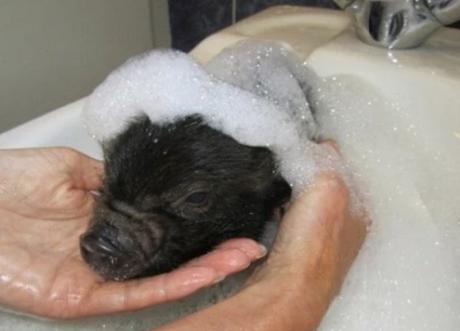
312, 75, 460, 330
1, 41, 459, 330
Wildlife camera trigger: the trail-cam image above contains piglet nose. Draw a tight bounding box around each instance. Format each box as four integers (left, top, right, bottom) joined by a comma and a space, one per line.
80, 230, 124, 257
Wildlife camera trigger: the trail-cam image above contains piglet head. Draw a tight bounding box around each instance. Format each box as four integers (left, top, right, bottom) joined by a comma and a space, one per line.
80, 115, 291, 280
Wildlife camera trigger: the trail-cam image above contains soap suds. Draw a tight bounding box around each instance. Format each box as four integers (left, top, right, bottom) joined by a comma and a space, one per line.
83, 41, 344, 196
312, 75, 460, 330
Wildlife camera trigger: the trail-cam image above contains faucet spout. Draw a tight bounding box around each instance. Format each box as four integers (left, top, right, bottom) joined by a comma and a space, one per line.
334, 0, 460, 49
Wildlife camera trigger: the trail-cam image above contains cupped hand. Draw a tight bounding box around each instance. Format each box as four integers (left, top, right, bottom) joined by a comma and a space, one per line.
0, 147, 265, 319
245, 143, 369, 317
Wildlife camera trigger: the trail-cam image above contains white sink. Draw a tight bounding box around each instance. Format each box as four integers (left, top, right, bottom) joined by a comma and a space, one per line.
1, 6, 459, 331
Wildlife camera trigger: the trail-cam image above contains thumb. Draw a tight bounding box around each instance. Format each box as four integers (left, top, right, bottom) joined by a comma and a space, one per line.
69, 151, 104, 191
272, 172, 349, 260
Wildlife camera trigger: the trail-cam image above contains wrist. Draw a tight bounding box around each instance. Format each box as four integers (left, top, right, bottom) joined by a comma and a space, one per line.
246, 254, 338, 304
240, 272, 334, 331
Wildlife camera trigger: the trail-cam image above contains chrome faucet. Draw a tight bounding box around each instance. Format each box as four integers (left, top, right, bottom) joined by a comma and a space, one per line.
334, 0, 460, 49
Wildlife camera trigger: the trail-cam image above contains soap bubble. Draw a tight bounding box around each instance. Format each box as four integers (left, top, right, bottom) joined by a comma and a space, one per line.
83, 41, 343, 196
312, 74, 460, 331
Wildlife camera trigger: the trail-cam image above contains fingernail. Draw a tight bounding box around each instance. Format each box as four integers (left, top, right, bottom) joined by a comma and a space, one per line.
256, 244, 268, 258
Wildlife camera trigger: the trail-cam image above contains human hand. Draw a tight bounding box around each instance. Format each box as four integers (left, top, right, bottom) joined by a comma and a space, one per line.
0, 147, 266, 319
250, 172, 367, 290
154, 145, 370, 331
243, 144, 369, 327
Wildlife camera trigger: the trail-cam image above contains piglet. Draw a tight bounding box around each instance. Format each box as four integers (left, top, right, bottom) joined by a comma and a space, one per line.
80, 114, 291, 281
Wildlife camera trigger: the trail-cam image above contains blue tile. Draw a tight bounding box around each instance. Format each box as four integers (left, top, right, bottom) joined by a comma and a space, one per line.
168, 0, 344, 51
169, 0, 232, 52
236, 0, 338, 21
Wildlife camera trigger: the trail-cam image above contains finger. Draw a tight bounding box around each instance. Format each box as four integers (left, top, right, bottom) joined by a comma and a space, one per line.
215, 238, 267, 260
184, 240, 266, 276
340, 208, 368, 271
319, 139, 340, 152
71, 152, 104, 190
78, 240, 266, 317
274, 172, 349, 254
79, 158, 103, 191
47, 147, 104, 191
290, 172, 349, 230
81, 266, 218, 316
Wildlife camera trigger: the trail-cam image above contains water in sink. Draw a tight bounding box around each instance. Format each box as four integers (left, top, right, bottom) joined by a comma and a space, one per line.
312, 75, 460, 331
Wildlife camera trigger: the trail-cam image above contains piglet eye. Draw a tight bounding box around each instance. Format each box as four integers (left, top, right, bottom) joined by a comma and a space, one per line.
185, 192, 209, 205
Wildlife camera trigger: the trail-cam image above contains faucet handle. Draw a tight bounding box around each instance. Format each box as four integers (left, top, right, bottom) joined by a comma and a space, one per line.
426, 0, 460, 25
336, 0, 442, 49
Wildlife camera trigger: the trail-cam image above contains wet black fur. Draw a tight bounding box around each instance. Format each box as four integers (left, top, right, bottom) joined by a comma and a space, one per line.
80, 115, 291, 280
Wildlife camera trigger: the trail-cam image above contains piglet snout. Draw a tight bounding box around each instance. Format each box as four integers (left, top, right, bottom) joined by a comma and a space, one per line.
81, 229, 124, 257
80, 211, 167, 280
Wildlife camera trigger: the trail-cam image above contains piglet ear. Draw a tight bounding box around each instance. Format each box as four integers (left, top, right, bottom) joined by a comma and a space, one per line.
248, 147, 291, 205
267, 176, 292, 207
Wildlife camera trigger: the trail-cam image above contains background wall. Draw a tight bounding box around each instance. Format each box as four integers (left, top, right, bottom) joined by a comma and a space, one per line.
0, 0, 170, 133
170, 0, 337, 52
2, 0, 458, 134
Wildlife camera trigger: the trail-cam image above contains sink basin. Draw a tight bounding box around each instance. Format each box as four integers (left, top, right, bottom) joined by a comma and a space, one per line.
1, 6, 459, 331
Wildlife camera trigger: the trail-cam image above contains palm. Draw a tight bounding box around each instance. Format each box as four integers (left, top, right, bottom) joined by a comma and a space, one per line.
0, 148, 263, 319
0, 209, 98, 318
0, 148, 107, 317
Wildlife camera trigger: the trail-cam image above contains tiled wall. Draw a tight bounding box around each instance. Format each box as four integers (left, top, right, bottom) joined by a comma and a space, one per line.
169, 0, 338, 52
236, 0, 337, 20
169, 0, 233, 52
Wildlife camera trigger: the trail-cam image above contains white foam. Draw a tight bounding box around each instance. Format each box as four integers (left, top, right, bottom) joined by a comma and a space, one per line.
83, 42, 342, 196
312, 75, 460, 331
